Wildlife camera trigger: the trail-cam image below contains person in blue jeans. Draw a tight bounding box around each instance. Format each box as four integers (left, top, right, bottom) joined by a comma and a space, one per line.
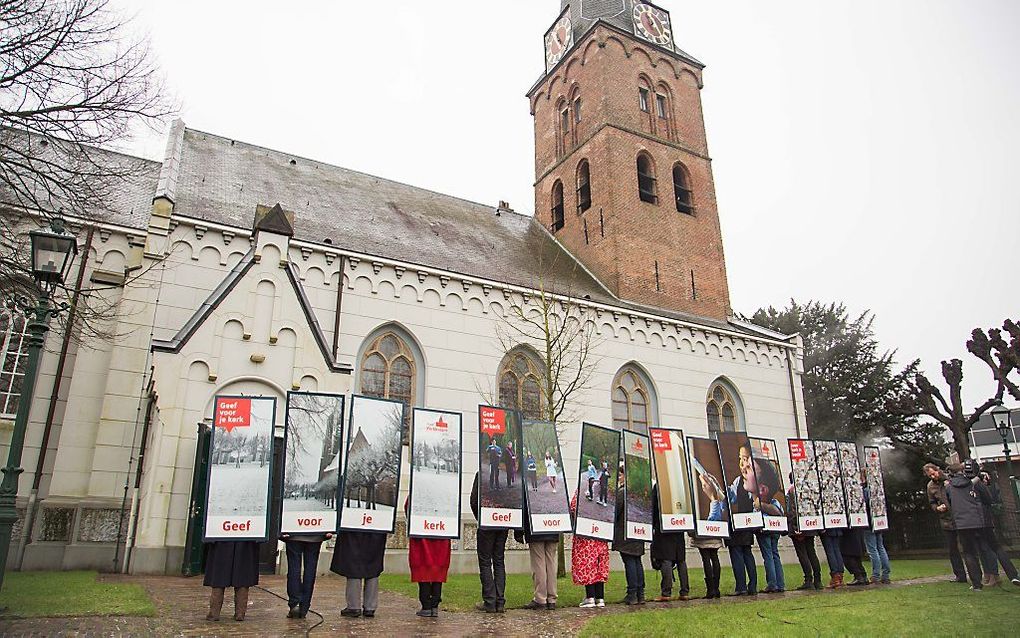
726, 529, 757, 596
751, 459, 785, 593
821, 528, 845, 588
860, 472, 890, 583
281, 532, 331, 618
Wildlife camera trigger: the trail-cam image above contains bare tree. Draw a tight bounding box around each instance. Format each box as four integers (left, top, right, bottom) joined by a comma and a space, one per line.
968, 319, 1020, 402
0, 0, 171, 316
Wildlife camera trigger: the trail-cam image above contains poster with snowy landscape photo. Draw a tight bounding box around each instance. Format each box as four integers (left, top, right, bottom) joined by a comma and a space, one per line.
522, 420, 572, 533
788, 439, 824, 532
339, 395, 405, 533
649, 427, 695, 532
408, 408, 463, 539
477, 405, 524, 528
280, 392, 344, 535
863, 446, 889, 531
204, 395, 276, 541
813, 439, 848, 529
838, 441, 869, 528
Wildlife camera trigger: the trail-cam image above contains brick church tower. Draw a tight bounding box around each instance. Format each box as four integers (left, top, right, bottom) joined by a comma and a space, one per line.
528, 1, 731, 321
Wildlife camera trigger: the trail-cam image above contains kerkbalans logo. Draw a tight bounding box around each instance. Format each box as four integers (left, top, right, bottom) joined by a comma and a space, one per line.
427, 416, 449, 433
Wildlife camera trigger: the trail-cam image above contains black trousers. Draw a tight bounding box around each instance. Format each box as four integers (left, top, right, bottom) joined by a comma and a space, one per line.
792, 535, 822, 584
418, 582, 443, 609
584, 582, 605, 599
284, 540, 321, 610
698, 548, 721, 594
944, 529, 968, 580
957, 528, 985, 587
476, 528, 509, 607
489, 461, 500, 489
979, 527, 1019, 580
844, 554, 866, 580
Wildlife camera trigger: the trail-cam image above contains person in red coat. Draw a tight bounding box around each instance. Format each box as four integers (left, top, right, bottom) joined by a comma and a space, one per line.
405, 497, 452, 618
570, 490, 610, 608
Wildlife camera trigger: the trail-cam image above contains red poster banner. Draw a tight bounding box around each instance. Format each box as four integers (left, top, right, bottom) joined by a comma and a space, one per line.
649, 428, 671, 452
789, 439, 807, 461
215, 397, 251, 432
479, 406, 506, 435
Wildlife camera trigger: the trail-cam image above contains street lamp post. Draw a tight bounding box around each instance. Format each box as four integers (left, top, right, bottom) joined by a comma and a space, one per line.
989, 403, 1020, 517
0, 218, 77, 594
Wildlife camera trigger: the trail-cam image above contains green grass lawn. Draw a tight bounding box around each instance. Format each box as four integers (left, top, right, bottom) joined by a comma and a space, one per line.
378, 559, 951, 612
579, 581, 1020, 637
0, 571, 155, 618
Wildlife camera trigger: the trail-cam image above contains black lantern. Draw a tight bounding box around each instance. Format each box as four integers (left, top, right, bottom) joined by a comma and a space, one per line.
29, 217, 77, 290
991, 403, 1012, 437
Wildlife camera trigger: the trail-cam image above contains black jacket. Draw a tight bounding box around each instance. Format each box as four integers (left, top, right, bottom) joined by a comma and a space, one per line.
612, 497, 646, 556
946, 475, 992, 531
650, 486, 685, 565
330, 530, 387, 579
470, 472, 479, 521
513, 497, 562, 545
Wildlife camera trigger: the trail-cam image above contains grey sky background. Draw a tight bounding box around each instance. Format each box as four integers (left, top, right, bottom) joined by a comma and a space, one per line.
118, 0, 1018, 411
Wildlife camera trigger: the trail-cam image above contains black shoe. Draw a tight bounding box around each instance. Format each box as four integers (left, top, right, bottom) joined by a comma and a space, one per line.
624, 594, 638, 605
796, 582, 812, 591
813, 581, 823, 590
523, 600, 545, 610
725, 591, 747, 597
431, 608, 439, 617
363, 609, 375, 618
416, 608, 432, 617
287, 605, 299, 618
546, 602, 556, 610
475, 603, 497, 613
950, 577, 968, 583
747, 590, 758, 596
496, 605, 506, 613
340, 608, 362, 618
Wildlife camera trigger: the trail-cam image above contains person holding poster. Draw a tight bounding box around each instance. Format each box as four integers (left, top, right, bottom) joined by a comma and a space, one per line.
860, 471, 890, 584
688, 437, 729, 538
613, 464, 647, 605
203, 541, 260, 621
514, 497, 562, 610
408, 409, 462, 539
280, 532, 331, 619
404, 497, 451, 618
570, 488, 610, 609
650, 485, 690, 602
787, 474, 822, 590
574, 423, 621, 540
649, 428, 694, 532
748, 456, 785, 593
691, 533, 723, 599
477, 406, 524, 528
331, 530, 387, 618
340, 396, 405, 533
622, 431, 654, 541
470, 472, 509, 613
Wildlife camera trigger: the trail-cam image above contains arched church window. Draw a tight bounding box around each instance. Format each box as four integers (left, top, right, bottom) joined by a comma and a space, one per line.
706, 380, 744, 434
0, 312, 29, 418
497, 348, 544, 420
576, 160, 591, 214
673, 163, 693, 214
611, 366, 656, 434
551, 180, 565, 231
637, 154, 657, 204
360, 330, 418, 430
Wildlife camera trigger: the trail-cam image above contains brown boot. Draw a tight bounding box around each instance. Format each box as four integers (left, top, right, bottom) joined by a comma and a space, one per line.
234, 586, 249, 621
207, 587, 225, 621
834, 573, 844, 588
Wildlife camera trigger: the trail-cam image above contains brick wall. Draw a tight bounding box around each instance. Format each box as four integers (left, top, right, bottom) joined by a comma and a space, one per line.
530, 25, 731, 320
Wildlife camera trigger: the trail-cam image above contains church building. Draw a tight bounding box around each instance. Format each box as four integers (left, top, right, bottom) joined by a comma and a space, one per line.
3, 0, 807, 574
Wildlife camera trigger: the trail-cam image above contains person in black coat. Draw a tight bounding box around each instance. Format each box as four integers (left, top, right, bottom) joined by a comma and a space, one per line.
840, 527, 869, 586
946, 461, 992, 589
650, 485, 689, 601
613, 469, 647, 605
330, 530, 387, 617
204, 541, 260, 621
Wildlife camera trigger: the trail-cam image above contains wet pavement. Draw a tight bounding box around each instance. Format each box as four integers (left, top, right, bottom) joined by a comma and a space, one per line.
0, 573, 949, 637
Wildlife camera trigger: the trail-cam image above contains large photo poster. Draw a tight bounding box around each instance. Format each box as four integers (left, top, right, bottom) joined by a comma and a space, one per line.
205, 396, 276, 541
478, 405, 524, 528
813, 439, 848, 529
649, 427, 694, 531
522, 419, 572, 533
687, 436, 729, 538
788, 439, 824, 532
281, 392, 344, 535
574, 422, 621, 540
408, 408, 463, 539
838, 441, 869, 528
715, 432, 764, 530
622, 430, 653, 541
749, 437, 788, 533
862, 446, 889, 531
339, 395, 405, 532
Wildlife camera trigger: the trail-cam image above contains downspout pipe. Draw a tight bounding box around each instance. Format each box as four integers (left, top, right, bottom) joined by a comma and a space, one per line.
122, 386, 156, 573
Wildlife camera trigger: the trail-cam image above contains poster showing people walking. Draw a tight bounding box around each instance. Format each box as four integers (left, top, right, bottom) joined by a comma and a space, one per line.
408, 408, 463, 539
280, 392, 344, 535
649, 427, 694, 532
813, 439, 848, 529
204, 395, 276, 541
749, 437, 788, 533
687, 436, 729, 538
715, 431, 764, 530
574, 422, 621, 541
862, 446, 889, 531
838, 441, 869, 528
521, 419, 572, 533
339, 395, 405, 532
787, 439, 824, 532
622, 430, 654, 541
477, 405, 524, 528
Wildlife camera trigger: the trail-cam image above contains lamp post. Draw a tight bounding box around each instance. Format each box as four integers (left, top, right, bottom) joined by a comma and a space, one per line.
0, 217, 77, 594
989, 403, 1020, 512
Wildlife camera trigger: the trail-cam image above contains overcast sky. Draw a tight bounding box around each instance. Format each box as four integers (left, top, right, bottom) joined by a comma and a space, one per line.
118, 0, 1018, 410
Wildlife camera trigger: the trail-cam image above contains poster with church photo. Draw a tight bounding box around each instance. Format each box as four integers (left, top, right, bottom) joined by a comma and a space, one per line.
715, 431, 764, 530
280, 392, 344, 535
339, 395, 405, 533
749, 437, 789, 533
838, 441, 869, 528
649, 427, 695, 532
687, 436, 729, 538
788, 438, 824, 532
863, 446, 889, 531
408, 408, 463, 539
623, 430, 654, 541
813, 439, 848, 529
204, 395, 276, 541
477, 405, 524, 528
522, 419, 572, 534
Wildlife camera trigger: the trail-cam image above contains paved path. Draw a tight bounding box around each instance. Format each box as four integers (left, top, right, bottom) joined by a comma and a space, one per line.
0, 573, 954, 637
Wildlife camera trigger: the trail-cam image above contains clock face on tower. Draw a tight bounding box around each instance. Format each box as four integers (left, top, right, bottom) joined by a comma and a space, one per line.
544, 10, 573, 71
632, 2, 673, 48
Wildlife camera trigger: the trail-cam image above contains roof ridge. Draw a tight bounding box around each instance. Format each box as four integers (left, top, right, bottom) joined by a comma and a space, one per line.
183, 126, 537, 220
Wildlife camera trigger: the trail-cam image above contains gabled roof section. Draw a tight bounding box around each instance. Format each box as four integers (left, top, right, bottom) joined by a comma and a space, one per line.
151, 248, 352, 373
255, 203, 295, 236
